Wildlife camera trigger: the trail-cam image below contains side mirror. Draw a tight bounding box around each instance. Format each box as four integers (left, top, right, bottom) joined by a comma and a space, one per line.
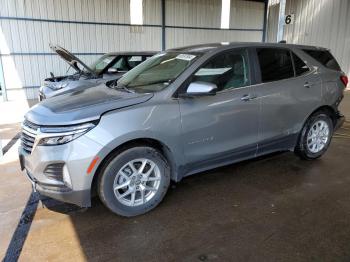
107, 67, 118, 74
183, 81, 217, 97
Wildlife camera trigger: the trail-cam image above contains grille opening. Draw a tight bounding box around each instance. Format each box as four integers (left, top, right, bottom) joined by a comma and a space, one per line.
21, 131, 35, 154
21, 120, 39, 154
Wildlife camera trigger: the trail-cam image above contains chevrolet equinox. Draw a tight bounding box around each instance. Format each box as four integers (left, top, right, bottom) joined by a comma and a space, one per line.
19, 43, 347, 216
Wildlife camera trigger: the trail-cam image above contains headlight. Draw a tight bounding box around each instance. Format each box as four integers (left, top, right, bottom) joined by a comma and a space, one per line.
36, 122, 96, 146
48, 82, 69, 90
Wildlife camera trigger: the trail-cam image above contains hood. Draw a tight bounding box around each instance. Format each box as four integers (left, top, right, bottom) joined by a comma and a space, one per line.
50, 44, 96, 76
26, 84, 153, 125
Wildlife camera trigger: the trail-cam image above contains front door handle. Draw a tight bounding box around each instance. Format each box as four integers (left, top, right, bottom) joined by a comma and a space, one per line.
241, 94, 257, 102
304, 82, 314, 88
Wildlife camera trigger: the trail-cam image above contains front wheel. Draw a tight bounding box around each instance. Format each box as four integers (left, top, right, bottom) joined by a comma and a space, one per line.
295, 112, 334, 160
98, 146, 170, 217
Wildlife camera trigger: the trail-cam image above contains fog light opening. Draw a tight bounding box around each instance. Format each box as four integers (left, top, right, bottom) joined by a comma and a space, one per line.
63, 165, 72, 188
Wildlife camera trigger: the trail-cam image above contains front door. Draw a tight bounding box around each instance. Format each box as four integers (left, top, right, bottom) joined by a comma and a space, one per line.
178, 48, 259, 174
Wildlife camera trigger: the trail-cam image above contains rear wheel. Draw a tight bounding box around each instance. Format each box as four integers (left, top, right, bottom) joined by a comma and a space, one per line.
98, 146, 170, 217
295, 111, 333, 160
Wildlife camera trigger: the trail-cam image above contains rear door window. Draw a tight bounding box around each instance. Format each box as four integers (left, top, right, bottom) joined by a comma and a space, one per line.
292, 53, 310, 76
302, 49, 341, 71
257, 48, 294, 82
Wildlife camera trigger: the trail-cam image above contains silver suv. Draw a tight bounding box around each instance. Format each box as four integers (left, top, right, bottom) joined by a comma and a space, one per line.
19, 43, 347, 217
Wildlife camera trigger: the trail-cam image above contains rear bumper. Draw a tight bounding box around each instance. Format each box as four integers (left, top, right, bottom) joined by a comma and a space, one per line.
334, 112, 345, 131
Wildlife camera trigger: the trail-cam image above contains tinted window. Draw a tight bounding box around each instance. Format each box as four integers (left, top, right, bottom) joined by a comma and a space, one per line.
257, 48, 294, 82
303, 49, 341, 71
292, 53, 310, 76
90, 55, 117, 74
111, 55, 144, 71
193, 49, 250, 91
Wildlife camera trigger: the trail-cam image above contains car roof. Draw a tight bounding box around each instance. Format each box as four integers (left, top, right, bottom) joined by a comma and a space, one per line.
104, 51, 157, 56
168, 42, 328, 54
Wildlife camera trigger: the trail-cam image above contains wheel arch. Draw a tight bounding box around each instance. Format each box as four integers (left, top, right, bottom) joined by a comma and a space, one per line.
305, 105, 338, 127
295, 105, 337, 150
90, 137, 179, 199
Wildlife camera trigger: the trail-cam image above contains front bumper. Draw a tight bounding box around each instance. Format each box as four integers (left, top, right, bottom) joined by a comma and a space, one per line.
24, 169, 90, 206
18, 134, 104, 207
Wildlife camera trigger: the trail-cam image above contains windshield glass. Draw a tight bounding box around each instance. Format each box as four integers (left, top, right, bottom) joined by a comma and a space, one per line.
117, 52, 199, 93
89, 55, 117, 74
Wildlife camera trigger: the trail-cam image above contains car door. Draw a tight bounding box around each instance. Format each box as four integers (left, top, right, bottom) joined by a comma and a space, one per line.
178, 48, 259, 174
253, 48, 321, 155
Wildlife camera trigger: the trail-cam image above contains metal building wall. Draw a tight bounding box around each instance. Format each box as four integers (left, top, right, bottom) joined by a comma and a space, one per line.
165, 0, 265, 48
0, 0, 266, 101
267, 0, 350, 78
0, 0, 162, 100
266, 0, 279, 42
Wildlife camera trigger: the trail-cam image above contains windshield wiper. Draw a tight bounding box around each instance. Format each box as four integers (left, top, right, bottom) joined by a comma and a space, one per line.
128, 79, 174, 88
113, 83, 135, 93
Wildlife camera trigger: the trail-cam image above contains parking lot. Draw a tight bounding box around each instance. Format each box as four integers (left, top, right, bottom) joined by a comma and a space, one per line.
0, 92, 349, 261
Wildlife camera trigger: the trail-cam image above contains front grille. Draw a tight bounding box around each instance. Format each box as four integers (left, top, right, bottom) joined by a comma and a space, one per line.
21, 132, 35, 154
21, 120, 39, 154
23, 119, 40, 131
44, 163, 64, 182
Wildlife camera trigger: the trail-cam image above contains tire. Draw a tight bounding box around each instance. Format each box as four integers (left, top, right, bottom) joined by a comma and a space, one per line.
98, 146, 170, 217
295, 111, 334, 160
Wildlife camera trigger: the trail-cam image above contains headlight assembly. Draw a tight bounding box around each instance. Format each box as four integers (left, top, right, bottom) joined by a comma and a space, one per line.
47, 82, 69, 90
35, 122, 96, 147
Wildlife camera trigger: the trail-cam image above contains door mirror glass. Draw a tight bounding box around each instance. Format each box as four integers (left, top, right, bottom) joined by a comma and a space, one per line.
185, 81, 217, 96
108, 67, 118, 74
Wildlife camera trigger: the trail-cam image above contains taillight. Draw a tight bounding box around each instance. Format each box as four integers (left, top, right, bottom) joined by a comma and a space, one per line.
340, 75, 348, 87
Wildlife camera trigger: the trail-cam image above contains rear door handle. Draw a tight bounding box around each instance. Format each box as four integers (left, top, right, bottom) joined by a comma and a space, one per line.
241, 94, 257, 102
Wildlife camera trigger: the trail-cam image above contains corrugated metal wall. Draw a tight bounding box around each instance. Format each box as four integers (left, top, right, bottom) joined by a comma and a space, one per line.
165, 0, 264, 48
267, 0, 350, 78
0, 0, 162, 100
0, 0, 265, 101
266, 0, 279, 42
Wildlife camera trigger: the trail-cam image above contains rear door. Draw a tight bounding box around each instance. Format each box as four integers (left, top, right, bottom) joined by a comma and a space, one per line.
253, 47, 321, 154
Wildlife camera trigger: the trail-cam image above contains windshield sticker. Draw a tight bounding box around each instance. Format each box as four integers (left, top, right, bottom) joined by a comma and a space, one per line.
195, 67, 232, 76
129, 56, 142, 62
176, 54, 196, 61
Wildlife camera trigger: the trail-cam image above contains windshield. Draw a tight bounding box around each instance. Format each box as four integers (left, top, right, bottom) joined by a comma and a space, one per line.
89, 55, 117, 74
117, 52, 199, 93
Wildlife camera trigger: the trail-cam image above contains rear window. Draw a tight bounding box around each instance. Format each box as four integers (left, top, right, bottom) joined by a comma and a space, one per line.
303, 49, 341, 71
257, 48, 294, 82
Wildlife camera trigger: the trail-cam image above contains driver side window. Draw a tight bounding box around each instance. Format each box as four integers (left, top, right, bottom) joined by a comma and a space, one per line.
193, 49, 250, 91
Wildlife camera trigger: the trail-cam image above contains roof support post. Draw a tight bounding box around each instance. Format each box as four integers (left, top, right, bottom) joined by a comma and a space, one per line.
262, 0, 269, 42
277, 0, 286, 42
0, 55, 7, 101
161, 0, 166, 51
